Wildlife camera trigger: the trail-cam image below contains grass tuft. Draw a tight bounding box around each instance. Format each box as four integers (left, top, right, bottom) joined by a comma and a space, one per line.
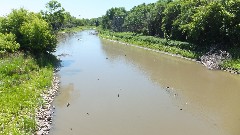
0, 52, 57, 134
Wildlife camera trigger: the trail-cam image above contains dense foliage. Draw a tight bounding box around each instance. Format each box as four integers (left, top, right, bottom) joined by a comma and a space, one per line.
102, 7, 127, 32
0, 0, 86, 54
101, 0, 240, 49
0, 0, 84, 134
0, 33, 20, 53
0, 8, 56, 53
41, 0, 65, 31
20, 16, 57, 53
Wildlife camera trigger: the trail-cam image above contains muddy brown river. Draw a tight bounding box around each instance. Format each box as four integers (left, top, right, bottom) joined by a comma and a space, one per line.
51, 30, 240, 135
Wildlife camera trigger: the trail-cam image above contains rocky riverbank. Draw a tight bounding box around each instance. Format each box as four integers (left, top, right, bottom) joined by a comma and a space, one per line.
35, 69, 60, 135
201, 50, 231, 70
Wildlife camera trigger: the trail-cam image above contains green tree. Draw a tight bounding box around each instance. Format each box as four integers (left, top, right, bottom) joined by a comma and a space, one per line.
161, 1, 181, 39
148, 1, 167, 37
0, 8, 29, 44
102, 7, 127, 32
173, 0, 208, 41
0, 8, 57, 53
182, 1, 229, 46
224, 0, 240, 47
41, 0, 65, 31
124, 3, 151, 34
20, 15, 57, 53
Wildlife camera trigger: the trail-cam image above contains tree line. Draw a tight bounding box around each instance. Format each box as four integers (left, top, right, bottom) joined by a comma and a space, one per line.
100, 0, 240, 50
0, 0, 90, 54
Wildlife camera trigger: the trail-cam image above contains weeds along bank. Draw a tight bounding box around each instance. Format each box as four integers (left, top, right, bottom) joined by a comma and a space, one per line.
98, 29, 240, 74
0, 53, 59, 134
0, 6, 59, 134
98, 0, 240, 73
0, 0, 90, 133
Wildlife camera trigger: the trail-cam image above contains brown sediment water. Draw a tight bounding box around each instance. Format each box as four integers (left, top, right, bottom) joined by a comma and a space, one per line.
50, 30, 240, 135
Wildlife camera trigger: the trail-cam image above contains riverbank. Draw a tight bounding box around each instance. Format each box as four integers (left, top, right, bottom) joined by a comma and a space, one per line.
59, 26, 96, 33
0, 53, 59, 134
35, 70, 60, 135
98, 30, 240, 75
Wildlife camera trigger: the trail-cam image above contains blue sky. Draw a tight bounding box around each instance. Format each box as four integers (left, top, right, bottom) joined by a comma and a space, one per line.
0, 0, 158, 19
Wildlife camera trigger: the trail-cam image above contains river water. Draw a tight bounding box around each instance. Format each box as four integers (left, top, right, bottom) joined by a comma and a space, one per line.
50, 30, 240, 135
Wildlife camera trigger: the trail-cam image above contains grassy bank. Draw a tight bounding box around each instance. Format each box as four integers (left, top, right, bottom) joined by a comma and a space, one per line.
0, 53, 57, 134
60, 26, 96, 33
98, 30, 200, 59
98, 29, 240, 72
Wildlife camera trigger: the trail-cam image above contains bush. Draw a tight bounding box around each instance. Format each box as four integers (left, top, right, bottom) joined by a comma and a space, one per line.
0, 8, 29, 44
0, 8, 57, 53
20, 16, 57, 53
0, 33, 20, 53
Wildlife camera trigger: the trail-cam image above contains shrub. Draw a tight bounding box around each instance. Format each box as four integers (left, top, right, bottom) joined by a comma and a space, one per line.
0, 33, 20, 53
0, 8, 29, 44
0, 8, 57, 53
20, 16, 57, 53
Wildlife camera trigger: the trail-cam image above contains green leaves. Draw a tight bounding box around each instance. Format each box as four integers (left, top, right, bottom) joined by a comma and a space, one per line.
20, 15, 57, 53
101, 0, 240, 48
0, 8, 57, 53
41, 0, 65, 31
102, 7, 127, 32
124, 3, 151, 34
0, 33, 20, 53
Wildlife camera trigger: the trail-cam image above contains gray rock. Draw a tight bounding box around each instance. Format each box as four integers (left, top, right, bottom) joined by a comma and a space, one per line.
35, 69, 60, 135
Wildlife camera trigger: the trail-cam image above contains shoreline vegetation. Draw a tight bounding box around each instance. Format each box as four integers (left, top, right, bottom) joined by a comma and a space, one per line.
98, 29, 240, 74
0, 0, 91, 134
1, 0, 240, 134
59, 26, 96, 33
97, 0, 240, 74
0, 53, 59, 134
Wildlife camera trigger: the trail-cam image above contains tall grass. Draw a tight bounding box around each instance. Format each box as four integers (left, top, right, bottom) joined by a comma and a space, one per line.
60, 26, 96, 33
0, 53, 57, 134
99, 29, 199, 59
99, 29, 240, 72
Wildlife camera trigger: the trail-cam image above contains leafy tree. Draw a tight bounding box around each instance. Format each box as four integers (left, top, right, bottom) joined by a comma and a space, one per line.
0, 33, 20, 53
147, 1, 167, 37
161, 1, 181, 39
182, 1, 229, 46
0, 8, 29, 44
224, 0, 240, 47
0, 8, 57, 53
20, 15, 57, 53
124, 3, 151, 34
102, 7, 127, 32
100, 0, 240, 48
63, 12, 74, 28
173, 0, 208, 41
63, 12, 84, 28
41, 0, 65, 31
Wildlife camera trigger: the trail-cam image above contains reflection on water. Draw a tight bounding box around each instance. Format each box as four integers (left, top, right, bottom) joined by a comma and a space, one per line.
50, 30, 240, 135
55, 83, 74, 107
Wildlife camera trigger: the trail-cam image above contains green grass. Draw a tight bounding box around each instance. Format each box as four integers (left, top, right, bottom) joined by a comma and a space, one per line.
60, 26, 96, 33
221, 59, 240, 71
0, 52, 57, 134
98, 29, 240, 72
98, 29, 199, 59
